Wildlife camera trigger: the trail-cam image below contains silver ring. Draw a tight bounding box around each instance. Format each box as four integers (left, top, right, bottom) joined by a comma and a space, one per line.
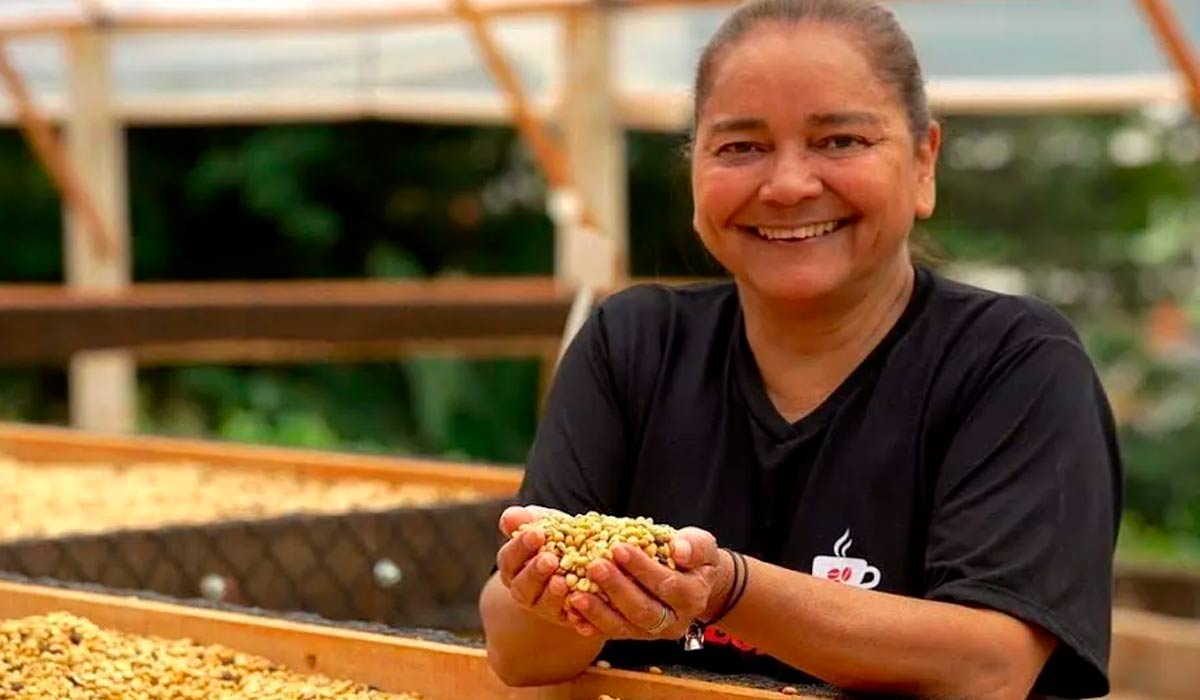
645, 605, 672, 635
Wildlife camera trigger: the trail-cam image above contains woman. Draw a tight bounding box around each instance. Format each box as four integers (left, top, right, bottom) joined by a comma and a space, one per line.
480, 1, 1121, 698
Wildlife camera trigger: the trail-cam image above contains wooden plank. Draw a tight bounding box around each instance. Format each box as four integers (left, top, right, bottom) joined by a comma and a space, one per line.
0, 421, 523, 495
1115, 559, 1200, 618
0, 42, 111, 258
0, 579, 798, 699
64, 29, 136, 433
0, 0, 744, 37
131, 337, 561, 366
1135, 0, 1200, 117
452, 0, 570, 191
0, 579, 568, 700
1111, 607, 1200, 700
0, 278, 576, 364
0, 78, 1188, 131
0, 277, 713, 365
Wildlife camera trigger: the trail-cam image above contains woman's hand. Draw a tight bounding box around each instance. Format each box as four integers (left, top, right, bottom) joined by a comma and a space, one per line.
495, 505, 577, 629
564, 527, 733, 640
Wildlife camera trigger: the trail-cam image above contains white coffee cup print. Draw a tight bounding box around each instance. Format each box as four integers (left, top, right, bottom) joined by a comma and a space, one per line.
812, 529, 881, 589
812, 555, 881, 589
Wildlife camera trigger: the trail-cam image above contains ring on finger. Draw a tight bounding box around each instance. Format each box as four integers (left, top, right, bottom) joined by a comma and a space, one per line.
645, 605, 672, 635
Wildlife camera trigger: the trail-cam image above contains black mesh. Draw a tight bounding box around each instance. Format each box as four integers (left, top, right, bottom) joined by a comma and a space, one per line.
0, 498, 511, 632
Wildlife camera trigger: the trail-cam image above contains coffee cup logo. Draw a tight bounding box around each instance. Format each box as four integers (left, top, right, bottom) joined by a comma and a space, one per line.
811, 529, 881, 589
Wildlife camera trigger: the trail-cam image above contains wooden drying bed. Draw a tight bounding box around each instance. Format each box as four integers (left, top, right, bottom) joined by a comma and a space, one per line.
0, 277, 576, 365
0, 423, 524, 630
0, 579, 805, 700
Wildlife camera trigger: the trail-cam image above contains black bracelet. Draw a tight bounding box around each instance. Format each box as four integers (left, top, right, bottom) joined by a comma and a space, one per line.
683, 549, 751, 651
725, 551, 750, 621
704, 548, 747, 627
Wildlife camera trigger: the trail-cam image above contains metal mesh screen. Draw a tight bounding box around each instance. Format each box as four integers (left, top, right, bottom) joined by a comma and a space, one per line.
0, 498, 511, 632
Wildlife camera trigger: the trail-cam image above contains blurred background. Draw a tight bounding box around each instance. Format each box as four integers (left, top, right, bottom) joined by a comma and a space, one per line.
0, 0, 1197, 569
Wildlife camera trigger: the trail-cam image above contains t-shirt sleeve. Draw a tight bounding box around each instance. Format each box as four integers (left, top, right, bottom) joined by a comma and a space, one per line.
517, 305, 631, 516
924, 337, 1122, 699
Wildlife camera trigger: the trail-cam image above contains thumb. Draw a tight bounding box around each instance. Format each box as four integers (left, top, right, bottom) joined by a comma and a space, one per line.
672, 527, 719, 570
499, 506, 536, 537
499, 504, 568, 537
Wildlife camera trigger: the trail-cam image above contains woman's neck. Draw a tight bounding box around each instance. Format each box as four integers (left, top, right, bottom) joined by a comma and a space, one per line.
739, 259, 915, 422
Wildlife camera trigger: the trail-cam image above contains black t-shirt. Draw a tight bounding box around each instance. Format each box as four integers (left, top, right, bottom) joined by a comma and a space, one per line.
518, 266, 1122, 699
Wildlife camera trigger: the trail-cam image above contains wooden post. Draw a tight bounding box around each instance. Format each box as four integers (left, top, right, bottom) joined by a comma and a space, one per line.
559, 6, 627, 288
64, 29, 136, 433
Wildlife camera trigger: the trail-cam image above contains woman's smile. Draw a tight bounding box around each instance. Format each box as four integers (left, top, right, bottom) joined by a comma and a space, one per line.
737, 216, 858, 243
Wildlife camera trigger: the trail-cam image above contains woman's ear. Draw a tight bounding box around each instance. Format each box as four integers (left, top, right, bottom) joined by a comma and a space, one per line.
914, 121, 941, 220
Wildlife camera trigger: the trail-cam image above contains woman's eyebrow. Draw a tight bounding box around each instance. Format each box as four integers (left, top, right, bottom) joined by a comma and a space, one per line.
707, 117, 767, 135
807, 111, 883, 127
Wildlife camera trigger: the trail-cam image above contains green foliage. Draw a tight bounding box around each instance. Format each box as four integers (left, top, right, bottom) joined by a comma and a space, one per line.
136, 361, 539, 462
0, 132, 63, 282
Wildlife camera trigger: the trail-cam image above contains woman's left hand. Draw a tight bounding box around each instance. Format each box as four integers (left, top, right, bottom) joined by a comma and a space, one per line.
563, 527, 732, 640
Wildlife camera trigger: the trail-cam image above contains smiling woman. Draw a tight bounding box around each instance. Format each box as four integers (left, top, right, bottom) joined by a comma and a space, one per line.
481, 2, 1121, 699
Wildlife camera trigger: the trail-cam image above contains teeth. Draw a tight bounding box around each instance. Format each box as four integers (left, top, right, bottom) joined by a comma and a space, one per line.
755, 220, 840, 240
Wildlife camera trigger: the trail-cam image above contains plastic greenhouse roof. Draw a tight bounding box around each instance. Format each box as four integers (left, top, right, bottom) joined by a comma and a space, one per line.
0, 0, 1197, 124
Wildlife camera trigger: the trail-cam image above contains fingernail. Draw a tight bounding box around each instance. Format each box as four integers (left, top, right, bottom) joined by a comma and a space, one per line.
590, 564, 609, 581
613, 545, 630, 564
674, 539, 692, 563
536, 555, 555, 574
572, 596, 589, 612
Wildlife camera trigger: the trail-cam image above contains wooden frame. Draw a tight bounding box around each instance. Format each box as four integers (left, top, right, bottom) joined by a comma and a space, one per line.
0, 579, 798, 699
0, 421, 522, 496
1111, 607, 1200, 700
0, 278, 576, 365
0, 578, 1196, 700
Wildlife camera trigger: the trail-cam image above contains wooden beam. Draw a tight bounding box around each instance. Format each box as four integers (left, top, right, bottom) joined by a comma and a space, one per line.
0, 277, 719, 366
130, 337, 562, 366
0, 579, 799, 699
0, 278, 578, 364
0, 77, 1185, 131
448, 0, 608, 285
1134, 0, 1200, 118
559, 7, 626, 288
0, 0, 745, 37
451, 0, 570, 190
63, 29, 136, 434
0, 42, 111, 258
0, 421, 522, 494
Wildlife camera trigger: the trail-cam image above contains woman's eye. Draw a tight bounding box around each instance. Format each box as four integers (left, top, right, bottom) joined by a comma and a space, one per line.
816, 134, 870, 151
715, 141, 763, 156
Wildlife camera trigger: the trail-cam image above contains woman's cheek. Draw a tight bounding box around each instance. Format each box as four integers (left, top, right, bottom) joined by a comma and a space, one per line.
695, 171, 756, 224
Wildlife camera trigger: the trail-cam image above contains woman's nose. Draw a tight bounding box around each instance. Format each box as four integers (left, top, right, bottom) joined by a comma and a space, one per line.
758, 150, 823, 205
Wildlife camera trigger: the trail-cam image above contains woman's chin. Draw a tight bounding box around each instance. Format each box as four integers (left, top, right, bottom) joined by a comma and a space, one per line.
733, 260, 853, 305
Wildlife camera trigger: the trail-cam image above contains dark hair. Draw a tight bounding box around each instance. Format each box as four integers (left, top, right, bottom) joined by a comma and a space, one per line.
692, 0, 931, 141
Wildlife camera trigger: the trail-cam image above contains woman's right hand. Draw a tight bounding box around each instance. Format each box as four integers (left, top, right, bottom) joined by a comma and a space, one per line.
496, 505, 578, 629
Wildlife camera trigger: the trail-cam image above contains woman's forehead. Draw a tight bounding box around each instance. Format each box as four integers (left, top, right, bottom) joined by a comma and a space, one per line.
702, 23, 900, 125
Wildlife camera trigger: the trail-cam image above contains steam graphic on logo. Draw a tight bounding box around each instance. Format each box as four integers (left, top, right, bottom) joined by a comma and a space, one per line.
833, 529, 853, 557
812, 528, 881, 589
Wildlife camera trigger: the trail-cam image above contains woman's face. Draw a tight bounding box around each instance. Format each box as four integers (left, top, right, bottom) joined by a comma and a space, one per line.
691, 21, 940, 304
